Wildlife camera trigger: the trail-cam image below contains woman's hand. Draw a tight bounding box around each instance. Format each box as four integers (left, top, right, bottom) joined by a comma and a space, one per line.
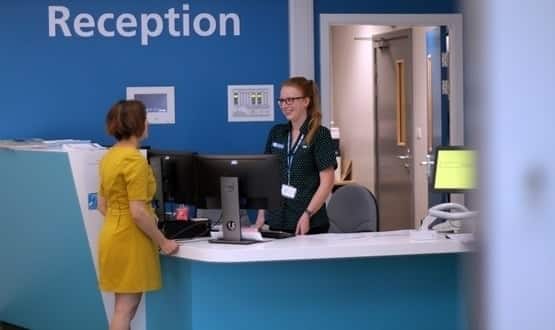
254, 210, 265, 230
295, 213, 310, 235
160, 239, 179, 255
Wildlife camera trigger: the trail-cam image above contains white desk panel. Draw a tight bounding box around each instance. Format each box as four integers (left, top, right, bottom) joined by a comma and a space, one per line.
171, 230, 473, 263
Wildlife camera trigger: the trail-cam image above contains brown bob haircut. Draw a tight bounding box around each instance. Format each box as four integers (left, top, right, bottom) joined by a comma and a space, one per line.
105, 100, 147, 141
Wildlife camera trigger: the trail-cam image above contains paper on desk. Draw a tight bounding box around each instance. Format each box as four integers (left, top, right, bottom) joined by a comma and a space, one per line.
446, 233, 474, 243
210, 227, 264, 241
62, 143, 105, 151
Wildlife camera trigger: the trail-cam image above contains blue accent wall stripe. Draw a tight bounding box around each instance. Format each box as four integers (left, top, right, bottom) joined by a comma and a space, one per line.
148, 254, 464, 330
146, 257, 192, 329
0, 150, 107, 330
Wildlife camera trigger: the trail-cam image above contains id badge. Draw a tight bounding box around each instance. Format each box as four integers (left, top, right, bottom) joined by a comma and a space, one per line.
281, 184, 297, 199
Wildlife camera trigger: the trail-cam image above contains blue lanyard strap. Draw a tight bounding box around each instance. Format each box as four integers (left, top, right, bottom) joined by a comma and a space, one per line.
287, 131, 304, 185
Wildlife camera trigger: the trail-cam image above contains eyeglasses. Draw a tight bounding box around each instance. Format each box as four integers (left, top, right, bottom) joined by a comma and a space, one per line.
277, 96, 305, 106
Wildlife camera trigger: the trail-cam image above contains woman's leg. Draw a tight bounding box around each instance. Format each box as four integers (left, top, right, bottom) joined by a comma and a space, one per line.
110, 292, 142, 330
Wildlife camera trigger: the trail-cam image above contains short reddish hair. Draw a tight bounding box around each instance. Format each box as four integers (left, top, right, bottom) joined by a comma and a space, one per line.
105, 100, 146, 141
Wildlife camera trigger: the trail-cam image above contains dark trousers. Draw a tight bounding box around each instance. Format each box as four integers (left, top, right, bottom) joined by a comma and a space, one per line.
307, 223, 330, 234
271, 223, 329, 235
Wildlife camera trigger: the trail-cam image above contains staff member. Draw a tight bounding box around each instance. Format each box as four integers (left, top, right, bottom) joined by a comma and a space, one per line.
256, 77, 337, 235
97, 100, 178, 330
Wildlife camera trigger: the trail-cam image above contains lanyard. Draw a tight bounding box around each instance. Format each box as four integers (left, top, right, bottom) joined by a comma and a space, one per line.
287, 131, 304, 185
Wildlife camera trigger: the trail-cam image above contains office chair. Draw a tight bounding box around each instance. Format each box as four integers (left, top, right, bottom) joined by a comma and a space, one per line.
327, 183, 378, 233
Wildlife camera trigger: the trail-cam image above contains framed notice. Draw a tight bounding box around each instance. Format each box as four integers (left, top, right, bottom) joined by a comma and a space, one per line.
227, 84, 274, 122
126, 86, 175, 124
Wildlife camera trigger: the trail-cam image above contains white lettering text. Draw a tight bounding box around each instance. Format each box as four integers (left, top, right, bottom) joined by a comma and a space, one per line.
48, 6, 71, 37
47, 4, 242, 46
98, 13, 115, 37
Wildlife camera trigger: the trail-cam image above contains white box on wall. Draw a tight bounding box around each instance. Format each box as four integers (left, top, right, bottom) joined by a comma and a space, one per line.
227, 85, 274, 122
126, 86, 175, 124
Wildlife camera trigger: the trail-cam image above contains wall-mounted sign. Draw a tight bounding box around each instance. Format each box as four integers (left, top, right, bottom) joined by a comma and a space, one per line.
227, 85, 274, 122
126, 86, 175, 124
48, 4, 241, 46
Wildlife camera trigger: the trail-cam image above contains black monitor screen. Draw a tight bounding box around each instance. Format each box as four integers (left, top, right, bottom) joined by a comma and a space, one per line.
195, 154, 281, 210
147, 150, 196, 205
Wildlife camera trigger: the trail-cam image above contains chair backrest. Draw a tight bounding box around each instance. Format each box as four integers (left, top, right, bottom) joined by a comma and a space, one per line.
327, 183, 378, 233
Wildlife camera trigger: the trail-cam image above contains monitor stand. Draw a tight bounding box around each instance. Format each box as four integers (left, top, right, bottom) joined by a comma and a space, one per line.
209, 176, 259, 245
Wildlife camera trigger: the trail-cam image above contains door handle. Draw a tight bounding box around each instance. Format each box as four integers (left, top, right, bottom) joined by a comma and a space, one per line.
397, 155, 410, 160
421, 154, 435, 178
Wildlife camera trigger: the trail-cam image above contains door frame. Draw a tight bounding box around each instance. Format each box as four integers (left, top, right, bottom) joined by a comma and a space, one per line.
318, 14, 463, 227
319, 14, 463, 145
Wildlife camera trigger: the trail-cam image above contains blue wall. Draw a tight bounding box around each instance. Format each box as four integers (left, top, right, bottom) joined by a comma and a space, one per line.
315, 0, 458, 13
2, 0, 460, 154
314, 0, 459, 82
0, 0, 289, 153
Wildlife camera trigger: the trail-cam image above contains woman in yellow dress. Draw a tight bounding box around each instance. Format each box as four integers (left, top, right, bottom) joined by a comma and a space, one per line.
97, 100, 178, 330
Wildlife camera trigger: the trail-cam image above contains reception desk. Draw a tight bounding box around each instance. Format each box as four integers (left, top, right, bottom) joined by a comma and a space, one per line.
171, 230, 471, 262
146, 233, 472, 330
0, 148, 472, 330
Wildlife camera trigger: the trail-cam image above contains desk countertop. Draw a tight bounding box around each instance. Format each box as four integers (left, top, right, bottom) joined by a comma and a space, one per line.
170, 230, 473, 263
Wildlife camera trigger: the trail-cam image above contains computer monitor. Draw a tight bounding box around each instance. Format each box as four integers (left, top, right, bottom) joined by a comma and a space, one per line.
195, 154, 281, 210
432, 146, 477, 193
147, 149, 196, 220
195, 154, 281, 243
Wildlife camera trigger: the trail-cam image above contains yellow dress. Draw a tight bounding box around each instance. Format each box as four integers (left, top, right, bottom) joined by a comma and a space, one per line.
98, 146, 161, 293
